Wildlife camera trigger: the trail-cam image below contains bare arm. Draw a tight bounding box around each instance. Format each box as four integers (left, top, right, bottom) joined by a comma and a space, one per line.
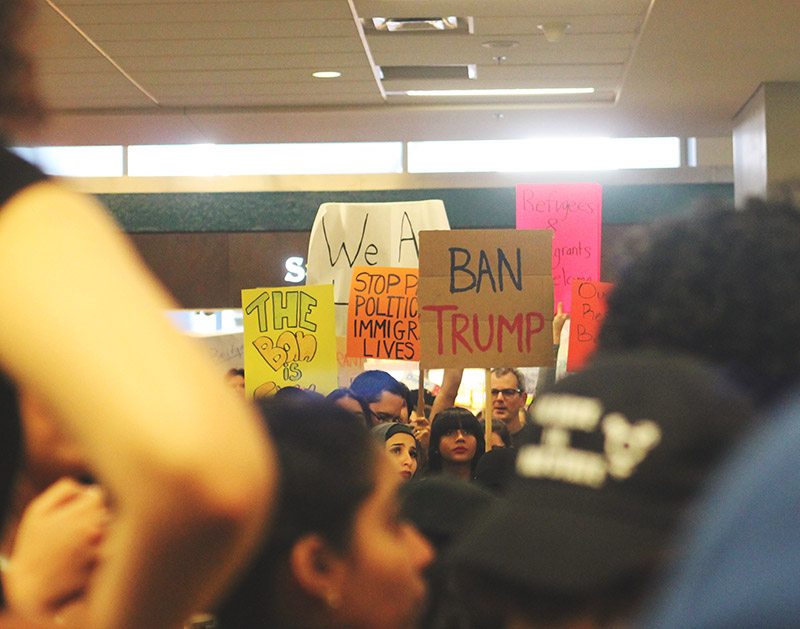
429, 369, 464, 421
0, 183, 275, 628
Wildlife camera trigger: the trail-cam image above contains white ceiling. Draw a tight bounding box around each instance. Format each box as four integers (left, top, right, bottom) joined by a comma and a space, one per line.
23, 0, 800, 146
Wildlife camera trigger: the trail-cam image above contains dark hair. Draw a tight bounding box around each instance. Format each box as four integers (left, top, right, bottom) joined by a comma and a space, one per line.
272, 386, 324, 403
0, 371, 21, 529
0, 0, 44, 136
216, 396, 377, 628
327, 387, 372, 429
480, 418, 512, 448
428, 407, 486, 474
409, 388, 436, 415
598, 198, 800, 406
349, 370, 407, 405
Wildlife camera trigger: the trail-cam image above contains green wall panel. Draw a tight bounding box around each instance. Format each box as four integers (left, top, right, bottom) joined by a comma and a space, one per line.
98, 183, 733, 233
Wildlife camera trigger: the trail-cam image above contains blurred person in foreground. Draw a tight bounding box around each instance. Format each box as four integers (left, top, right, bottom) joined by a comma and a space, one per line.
639, 384, 800, 628
217, 397, 433, 629
598, 197, 800, 408
0, 1, 275, 626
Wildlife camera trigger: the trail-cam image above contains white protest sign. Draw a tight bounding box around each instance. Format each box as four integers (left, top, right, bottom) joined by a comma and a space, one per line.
190, 331, 244, 374
306, 200, 450, 336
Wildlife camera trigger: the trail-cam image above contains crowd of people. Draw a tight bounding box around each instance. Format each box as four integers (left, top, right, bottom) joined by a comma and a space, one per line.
3, 0, 800, 626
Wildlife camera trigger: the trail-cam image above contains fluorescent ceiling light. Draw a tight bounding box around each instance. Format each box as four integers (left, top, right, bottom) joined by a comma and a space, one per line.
372, 16, 458, 32
312, 71, 341, 79
402, 87, 595, 97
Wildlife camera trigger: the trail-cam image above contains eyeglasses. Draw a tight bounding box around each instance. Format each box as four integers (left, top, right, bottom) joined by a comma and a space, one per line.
490, 388, 522, 398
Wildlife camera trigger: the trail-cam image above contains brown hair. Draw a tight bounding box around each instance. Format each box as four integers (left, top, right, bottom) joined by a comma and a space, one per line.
0, 0, 45, 137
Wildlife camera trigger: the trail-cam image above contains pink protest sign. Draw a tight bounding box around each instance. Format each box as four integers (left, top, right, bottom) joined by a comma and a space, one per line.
516, 183, 602, 313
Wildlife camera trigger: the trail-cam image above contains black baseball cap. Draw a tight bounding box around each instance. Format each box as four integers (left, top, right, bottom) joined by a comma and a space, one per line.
448, 350, 755, 596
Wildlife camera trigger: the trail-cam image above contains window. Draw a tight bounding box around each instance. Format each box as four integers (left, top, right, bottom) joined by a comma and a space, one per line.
127, 142, 404, 176
407, 137, 681, 173
11, 145, 123, 177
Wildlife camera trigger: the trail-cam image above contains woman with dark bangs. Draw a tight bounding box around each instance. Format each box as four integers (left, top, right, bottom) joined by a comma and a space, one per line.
428, 407, 486, 481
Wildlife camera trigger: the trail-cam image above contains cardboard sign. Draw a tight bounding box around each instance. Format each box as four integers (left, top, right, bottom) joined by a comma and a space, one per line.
336, 336, 364, 388
516, 183, 602, 313
306, 200, 450, 336
242, 284, 337, 398
347, 266, 419, 361
418, 229, 554, 369
567, 280, 613, 371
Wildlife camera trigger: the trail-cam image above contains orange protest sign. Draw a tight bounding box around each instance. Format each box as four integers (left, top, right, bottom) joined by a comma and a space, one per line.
346, 266, 419, 361
567, 280, 613, 371
418, 229, 554, 369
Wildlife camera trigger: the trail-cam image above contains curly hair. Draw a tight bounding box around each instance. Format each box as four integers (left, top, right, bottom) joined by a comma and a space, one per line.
597, 197, 800, 405
0, 0, 44, 137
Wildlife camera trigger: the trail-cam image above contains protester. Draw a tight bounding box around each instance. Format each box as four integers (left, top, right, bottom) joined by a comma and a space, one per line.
216, 397, 433, 629
489, 368, 528, 444
0, 388, 107, 625
480, 418, 512, 448
1, 478, 108, 625
448, 351, 754, 628
598, 198, 800, 407
409, 387, 435, 419
0, 1, 275, 625
349, 370, 409, 425
326, 387, 371, 428
428, 408, 486, 481
224, 368, 245, 397
638, 385, 800, 628
371, 422, 419, 481
401, 476, 499, 629
473, 447, 518, 495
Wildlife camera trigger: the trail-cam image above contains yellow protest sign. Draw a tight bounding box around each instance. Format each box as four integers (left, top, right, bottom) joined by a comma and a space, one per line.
242, 284, 337, 398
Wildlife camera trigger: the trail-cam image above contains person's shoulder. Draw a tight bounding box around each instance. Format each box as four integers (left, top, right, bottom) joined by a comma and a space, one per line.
2, 179, 107, 224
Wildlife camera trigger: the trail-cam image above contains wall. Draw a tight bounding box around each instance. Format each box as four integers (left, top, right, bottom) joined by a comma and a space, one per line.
114, 181, 733, 308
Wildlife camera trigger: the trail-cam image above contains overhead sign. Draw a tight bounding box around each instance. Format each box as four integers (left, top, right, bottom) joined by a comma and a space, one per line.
567, 280, 613, 371
347, 266, 419, 362
418, 229, 554, 369
242, 284, 337, 397
306, 200, 449, 336
516, 183, 602, 313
